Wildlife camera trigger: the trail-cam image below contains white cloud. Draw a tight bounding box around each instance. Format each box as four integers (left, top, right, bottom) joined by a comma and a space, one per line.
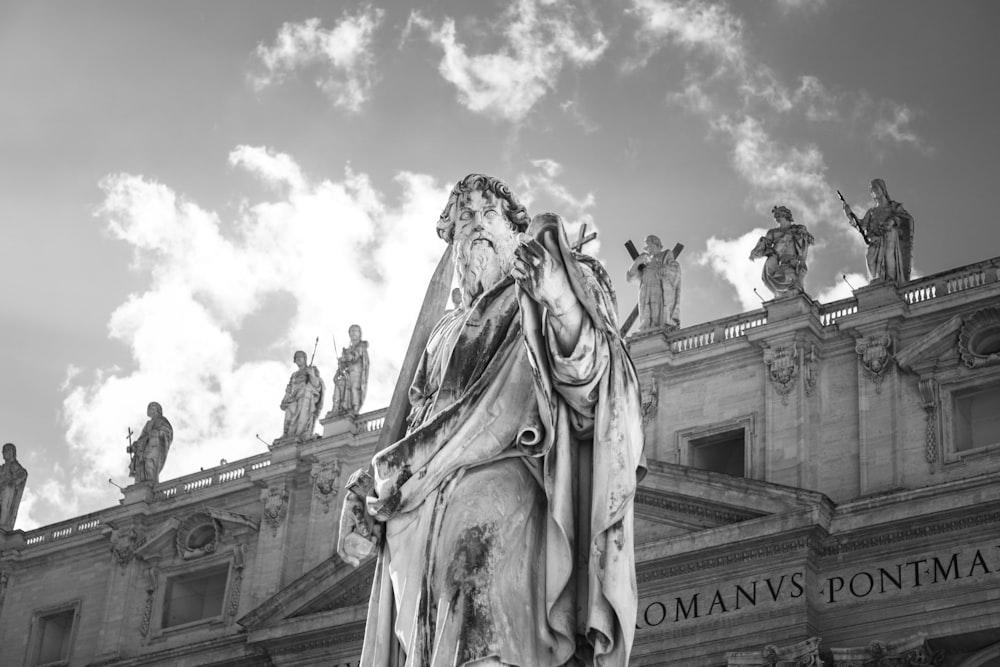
696, 228, 769, 311
775, 0, 827, 13
814, 271, 866, 303
631, 0, 744, 68
516, 159, 602, 255
55, 152, 451, 526
873, 103, 931, 153
560, 99, 600, 133
408, 0, 608, 122
251, 9, 385, 112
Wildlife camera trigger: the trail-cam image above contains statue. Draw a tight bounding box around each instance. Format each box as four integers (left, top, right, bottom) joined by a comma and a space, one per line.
625, 234, 681, 330
339, 174, 645, 666
127, 402, 173, 484
841, 178, 914, 283
331, 325, 370, 417
0, 443, 27, 531
749, 205, 815, 298
336, 469, 380, 567
279, 350, 324, 442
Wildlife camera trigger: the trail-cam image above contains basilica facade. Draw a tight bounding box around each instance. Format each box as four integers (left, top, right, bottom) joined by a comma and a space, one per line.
1, 255, 999, 666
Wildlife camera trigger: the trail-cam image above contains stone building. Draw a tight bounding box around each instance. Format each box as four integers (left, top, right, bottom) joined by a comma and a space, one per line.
1, 256, 999, 666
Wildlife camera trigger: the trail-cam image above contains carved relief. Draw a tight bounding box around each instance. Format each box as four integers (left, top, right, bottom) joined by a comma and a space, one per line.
140, 566, 158, 637
641, 381, 659, 426
311, 460, 343, 514
829, 632, 942, 667
227, 543, 246, 619
958, 307, 1000, 368
260, 483, 289, 532
109, 526, 143, 572
804, 344, 819, 397
918, 378, 939, 463
763, 342, 799, 405
0, 571, 8, 617
855, 331, 894, 392
175, 511, 220, 559
727, 636, 823, 666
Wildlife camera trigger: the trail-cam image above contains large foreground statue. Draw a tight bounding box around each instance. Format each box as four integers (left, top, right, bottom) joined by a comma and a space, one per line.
339, 174, 645, 666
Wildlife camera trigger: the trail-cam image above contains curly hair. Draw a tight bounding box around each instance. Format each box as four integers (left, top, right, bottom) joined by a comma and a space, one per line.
436, 174, 530, 243
771, 205, 793, 222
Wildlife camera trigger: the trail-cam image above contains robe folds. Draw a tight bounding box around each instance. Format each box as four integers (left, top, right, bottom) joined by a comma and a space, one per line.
361, 216, 645, 667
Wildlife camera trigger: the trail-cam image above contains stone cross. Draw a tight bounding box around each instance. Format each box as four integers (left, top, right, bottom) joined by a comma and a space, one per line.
571, 223, 598, 252
621, 238, 684, 336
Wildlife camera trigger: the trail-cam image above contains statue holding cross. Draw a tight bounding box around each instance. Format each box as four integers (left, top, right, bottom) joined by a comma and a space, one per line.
625, 235, 682, 333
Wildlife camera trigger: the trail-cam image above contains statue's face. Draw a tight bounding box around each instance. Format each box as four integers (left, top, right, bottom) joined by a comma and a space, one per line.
349, 326, 361, 343
870, 185, 885, 206
1, 446, 12, 463
453, 188, 518, 301
294, 352, 306, 368
644, 236, 662, 255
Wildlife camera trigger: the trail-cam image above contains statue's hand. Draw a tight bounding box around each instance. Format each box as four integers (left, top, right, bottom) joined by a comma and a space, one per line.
512, 235, 577, 316
337, 490, 378, 567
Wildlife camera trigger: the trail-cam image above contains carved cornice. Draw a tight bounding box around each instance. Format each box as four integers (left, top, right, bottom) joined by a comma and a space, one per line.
269, 622, 366, 654
820, 510, 1000, 557
634, 489, 764, 525
637, 535, 814, 583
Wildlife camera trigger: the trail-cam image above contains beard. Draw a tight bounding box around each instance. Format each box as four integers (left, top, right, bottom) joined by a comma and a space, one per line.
454, 228, 518, 305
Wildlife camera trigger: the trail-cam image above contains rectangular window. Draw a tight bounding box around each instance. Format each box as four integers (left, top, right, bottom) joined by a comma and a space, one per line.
28, 602, 79, 667
954, 385, 1000, 452
689, 428, 746, 477
162, 565, 229, 628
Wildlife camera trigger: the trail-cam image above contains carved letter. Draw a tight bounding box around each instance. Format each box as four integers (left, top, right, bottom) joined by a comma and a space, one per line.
675, 594, 699, 621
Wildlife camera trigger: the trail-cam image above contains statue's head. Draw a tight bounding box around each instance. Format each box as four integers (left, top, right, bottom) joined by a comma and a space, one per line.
437, 174, 529, 303
348, 324, 361, 342
1, 443, 14, 462
293, 350, 307, 367
643, 235, 663, 255
870, 178, 889, 205
771, 205, 793, 224
147, 402, 163, 418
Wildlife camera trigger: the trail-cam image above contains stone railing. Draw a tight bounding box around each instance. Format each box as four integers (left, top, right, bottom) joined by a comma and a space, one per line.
356, 407, 388, 434
22, 512, 105, 547
902, 257, 1000, 305
153, 452, 272, 501
667, 309, 768, 353
819, 297, 859, 326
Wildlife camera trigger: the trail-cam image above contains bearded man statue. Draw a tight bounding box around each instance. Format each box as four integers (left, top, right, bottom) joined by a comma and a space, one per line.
339, 174, 645, 667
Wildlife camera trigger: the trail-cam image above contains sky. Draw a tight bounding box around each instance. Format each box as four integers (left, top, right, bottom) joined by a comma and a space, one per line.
2, 0, 999, 530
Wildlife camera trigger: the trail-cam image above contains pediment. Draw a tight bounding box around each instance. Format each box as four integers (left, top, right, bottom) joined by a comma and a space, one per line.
895, 314, 963, 376
134, 506, 259, 562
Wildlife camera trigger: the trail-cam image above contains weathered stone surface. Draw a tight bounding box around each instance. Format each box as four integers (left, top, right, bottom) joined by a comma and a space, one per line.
127, 402, 172, 485
750, 205, 815, 298
627, 234, 682, 331
0, 443, 27, 530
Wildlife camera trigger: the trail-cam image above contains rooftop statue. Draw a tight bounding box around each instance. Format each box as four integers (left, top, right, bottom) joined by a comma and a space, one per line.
750, 205, 815, 298
339, 174, 645, 666
127, 402, 172, 485
626, 234, 681, 331
279, 350, 324, 443
841, 178, 915, 283
331, 325, 370, 417
0, 443, 27, 531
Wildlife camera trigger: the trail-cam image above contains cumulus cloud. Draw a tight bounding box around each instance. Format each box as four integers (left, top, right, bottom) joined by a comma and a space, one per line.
516, 158, 602, 255
54, 152, 449, 525
407, 0, 608, 122
697, 228, 769, 311
35, 153, 600, 528
251, 8, 384, 112
873, 103, 932, 153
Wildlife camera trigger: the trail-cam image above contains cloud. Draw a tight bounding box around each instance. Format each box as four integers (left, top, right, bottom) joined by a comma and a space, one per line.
407, 0, 608, 122
697, 228, 769, 311
814, 271, 866, 303
34, 155, 600, 529
53, 152, 450, 526
250, 8, 384, 112
560, 99, 600, 133
774, 0, 827, 13
873, 103, 932, 153
631, 0, 744, 68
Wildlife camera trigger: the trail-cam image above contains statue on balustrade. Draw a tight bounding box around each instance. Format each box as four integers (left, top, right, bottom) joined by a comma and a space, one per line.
626, 234, 681, 331
338, 173, 645, 666
841, 178, 914, 283
128, 402, 173, 485
0, 443, 28, 530
331, 325, 369, 417
749, 205, 815, 298
279, 350, 324, 442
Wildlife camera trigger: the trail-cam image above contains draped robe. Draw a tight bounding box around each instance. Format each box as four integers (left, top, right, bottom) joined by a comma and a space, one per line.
361, 219, 644, 667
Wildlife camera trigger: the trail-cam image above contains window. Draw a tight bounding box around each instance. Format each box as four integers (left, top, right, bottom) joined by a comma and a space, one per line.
954, 385, 1000, 452
690, 428, 746, 477
162, 564, 229, 628
27, 602, 79, 667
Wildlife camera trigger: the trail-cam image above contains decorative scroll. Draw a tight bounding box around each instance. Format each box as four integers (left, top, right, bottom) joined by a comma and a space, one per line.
227, 544, 246, 619
312, 460, 343, 514
763, 342, 799, 405
804, 345, 819, 397
829, 633, 943, 667
140, 566, 158, 637
109, 526, 143, 573
918, 378, 939, 463
855, 331, 893, 393
260, 483, 289, 533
